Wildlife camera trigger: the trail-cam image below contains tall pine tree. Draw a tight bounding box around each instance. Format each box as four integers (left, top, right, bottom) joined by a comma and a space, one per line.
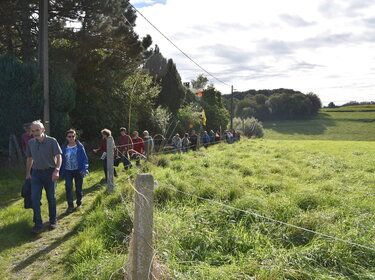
144, 46, 186, 114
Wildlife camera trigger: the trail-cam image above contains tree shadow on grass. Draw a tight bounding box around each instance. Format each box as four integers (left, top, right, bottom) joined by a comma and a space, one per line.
0, 182, 102, 255
263, 112, 337, 135
11, 220, 81, 273
0, 169, 24, 209
0, 211, 70, 255
0, 220, 42, 254
10, 194, 102, 273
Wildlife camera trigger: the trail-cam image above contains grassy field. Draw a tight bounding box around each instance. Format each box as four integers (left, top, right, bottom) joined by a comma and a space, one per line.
326, 105, 375, 112
1, 108, 374, 279
147, 140, 375, 279
263, 105, 375, 141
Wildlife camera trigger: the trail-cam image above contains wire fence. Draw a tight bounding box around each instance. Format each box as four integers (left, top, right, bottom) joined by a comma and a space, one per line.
113, 138, 374, 279
156, 183, 375, 252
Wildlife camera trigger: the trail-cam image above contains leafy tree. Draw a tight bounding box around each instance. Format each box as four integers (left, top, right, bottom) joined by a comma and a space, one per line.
306, 92, 322, 114
266, 92, 313, 120
125, 71, 160, 133
201, 87, 229, 130
235, 99, 255, 119
150, 106, 171, 135
255, 94, 267, 105
191, 74, 209, 89
1, 0, 153, 142
175, 104, 202, 135
327, 102, 336, 108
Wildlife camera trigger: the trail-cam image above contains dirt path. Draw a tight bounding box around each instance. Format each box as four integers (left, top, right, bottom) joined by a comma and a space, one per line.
1, 180, 103, 280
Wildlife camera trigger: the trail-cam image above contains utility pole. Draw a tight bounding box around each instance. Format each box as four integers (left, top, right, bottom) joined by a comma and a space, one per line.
230, 85, 234, 130
40, 0, 50, 134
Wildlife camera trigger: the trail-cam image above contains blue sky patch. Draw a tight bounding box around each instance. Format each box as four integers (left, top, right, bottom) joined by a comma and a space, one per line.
131, 0, 166, 8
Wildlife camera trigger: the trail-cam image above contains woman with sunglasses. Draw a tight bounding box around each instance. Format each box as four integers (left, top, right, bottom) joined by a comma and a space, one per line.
60, 129, 89, 213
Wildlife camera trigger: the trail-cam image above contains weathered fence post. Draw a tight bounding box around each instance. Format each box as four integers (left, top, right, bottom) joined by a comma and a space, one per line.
130, 173, 154, 280
106, 136, 115, 192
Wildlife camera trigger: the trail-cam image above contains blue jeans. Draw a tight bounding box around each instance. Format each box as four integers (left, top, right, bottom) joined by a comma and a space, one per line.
65, 169, 83, 207
31, 169, 57, 227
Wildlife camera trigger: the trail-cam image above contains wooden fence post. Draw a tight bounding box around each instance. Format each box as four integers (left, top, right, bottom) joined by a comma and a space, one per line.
106, 136, 115, 192
130, 173, 154, 280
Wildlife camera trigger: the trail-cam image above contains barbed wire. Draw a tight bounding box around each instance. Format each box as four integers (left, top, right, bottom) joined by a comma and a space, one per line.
156, 184, 375, 252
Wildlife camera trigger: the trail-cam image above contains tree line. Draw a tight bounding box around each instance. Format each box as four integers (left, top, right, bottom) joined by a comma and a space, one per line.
0, 0, 229, 151
222, 89, 322, 121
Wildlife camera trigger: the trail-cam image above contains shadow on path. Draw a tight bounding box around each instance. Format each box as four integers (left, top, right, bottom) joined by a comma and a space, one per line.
0, 182, 102, 255
11, 222, 80, 273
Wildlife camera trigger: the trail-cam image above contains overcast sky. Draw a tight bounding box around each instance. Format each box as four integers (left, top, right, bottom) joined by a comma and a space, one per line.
132, 0, 375, 105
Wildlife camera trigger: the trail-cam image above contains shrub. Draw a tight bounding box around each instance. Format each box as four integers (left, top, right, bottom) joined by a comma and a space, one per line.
233, 117, 264, 138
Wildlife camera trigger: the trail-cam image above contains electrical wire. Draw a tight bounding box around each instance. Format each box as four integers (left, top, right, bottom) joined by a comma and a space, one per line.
128, 2, 231, 87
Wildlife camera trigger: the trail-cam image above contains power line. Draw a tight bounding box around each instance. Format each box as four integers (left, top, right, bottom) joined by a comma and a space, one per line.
128, 3, 231, 87
158, 184, 375, 252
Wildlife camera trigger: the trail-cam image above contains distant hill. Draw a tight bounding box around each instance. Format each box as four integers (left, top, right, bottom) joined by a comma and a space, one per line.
222, 88, 304, 101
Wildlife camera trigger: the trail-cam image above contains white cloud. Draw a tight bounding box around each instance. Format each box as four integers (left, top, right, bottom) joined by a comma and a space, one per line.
135, 0, 375, 105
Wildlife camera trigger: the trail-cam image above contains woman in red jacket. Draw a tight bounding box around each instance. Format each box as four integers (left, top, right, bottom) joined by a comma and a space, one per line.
131, 131, 144, 166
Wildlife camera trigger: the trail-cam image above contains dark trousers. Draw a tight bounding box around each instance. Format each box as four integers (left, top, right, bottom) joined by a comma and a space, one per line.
31, 169, 57, 227
191, 142, 197, 151
120, 153, 132, 170
65, 169, 83, 207
102, 159, 117, 180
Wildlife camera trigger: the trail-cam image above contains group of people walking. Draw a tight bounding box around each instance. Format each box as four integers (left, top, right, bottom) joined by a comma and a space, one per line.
171, 129, 240, 153
22, 121, 240, 234
93, 128, 154, 180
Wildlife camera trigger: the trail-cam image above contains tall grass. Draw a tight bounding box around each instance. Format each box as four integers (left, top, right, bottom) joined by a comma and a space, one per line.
148, 140, 375, 279
1, 137, 375, 279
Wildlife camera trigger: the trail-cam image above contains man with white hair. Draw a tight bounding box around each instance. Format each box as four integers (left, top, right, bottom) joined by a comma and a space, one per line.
26, 120, 62, 233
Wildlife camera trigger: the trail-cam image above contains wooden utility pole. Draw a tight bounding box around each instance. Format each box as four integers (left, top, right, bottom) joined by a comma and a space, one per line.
40, 0, 50, 134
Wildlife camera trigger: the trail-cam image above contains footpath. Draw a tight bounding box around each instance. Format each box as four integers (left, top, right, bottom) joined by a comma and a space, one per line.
0, 171, 104, 280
